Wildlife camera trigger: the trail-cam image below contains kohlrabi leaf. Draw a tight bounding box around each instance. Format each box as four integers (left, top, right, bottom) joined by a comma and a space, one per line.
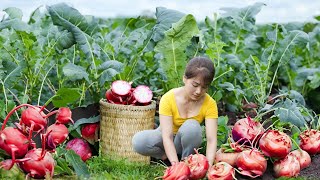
220, 2, 265, 30
47, 3, 100, 75
69, 115, 100, 135
52, 88, 81, 107
3, 7, 23, 20
0, 19, 29, 31
152, 7, 185, 42
65, 149, 90, 178
274, 99, 306, 127
63, 63, 89, 82
155, 14, 199, 91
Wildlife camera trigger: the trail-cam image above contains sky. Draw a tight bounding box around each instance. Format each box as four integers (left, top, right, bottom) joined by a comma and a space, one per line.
0, 0, 319, 24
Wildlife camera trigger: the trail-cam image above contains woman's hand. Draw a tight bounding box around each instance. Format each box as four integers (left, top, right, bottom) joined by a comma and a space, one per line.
170, 161, 178, 166
205, 118, 218, 166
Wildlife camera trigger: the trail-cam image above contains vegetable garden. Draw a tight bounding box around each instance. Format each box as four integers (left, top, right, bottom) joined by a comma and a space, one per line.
0, 2, 320, 179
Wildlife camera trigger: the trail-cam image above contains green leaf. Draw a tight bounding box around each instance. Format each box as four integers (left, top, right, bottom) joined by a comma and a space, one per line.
28, 6, 44, 23
63, 63, 89, 82
99, 69, 119, 85
69, 115, 100, 134
152, 7, 185, 42
274, 99, 306, 127
213, 91, 223, 102
266, 29, 278, 42
217, 116, 230, 147
98, 60, 124, 84
218, 116, 229, 126
55, 157, 74, 176
206, 40, 227, 63
225, 54, 244, 69
18, 94, 29, 105
284, 30, 309, 47
155, 14, 199, 90
295, 68, 319, 87
0, 19, 29, 31
52, 88, 81, 107
219, 82, 235, 92
309, 72, 320, 89
98, 60, 124, 71
122, 27, 151, 51
47, 3, 100, 70
220, 2, 265, 30
55, 30, 75, 50
65, 150, 90, 178
276, 30, 309, 66
0, 63, 22, 84
3, 7, 23, 20
289, 90, 305, 106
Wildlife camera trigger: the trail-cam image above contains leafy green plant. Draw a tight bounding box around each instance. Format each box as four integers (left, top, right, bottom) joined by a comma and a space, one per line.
155, 14, 199, 91
54, 147, 90, 178
258, 90, 309, 128
0, 165, 25, 180
220, 17, 308, 111
88, 155, 164, 180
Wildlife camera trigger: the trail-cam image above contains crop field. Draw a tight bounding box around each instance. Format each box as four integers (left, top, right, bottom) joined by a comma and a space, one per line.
0, 2, 320, 180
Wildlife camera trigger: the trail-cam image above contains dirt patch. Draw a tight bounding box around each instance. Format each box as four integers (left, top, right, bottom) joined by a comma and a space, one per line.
299, 154, 320, 179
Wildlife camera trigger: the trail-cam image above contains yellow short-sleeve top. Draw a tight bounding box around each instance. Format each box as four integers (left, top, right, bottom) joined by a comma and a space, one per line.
159, 89, 218, 134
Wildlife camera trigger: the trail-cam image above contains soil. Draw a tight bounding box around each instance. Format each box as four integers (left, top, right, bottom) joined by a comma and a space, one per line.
299, 154, 320, 180
69, 103, 100, 121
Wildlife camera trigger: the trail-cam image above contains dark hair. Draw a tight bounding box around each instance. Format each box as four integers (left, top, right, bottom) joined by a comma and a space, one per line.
184, 57, 215, 86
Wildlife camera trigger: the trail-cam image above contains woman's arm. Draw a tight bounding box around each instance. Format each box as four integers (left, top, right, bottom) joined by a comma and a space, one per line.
205, 118, 218, 166
160, 114, 179, 165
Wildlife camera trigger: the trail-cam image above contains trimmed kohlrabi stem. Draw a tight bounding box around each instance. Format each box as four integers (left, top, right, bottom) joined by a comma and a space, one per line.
40, 133, 47, 160
44, 110, 58, 119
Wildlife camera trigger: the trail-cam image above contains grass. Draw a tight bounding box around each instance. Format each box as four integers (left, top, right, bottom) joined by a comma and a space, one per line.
0, 165, 25, 180
87, 155, 165, 180
0, 155, 166, 180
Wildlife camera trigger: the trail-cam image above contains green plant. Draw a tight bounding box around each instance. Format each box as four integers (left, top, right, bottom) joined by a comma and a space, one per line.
154, 13, 199, 92
87, 155, 164, 179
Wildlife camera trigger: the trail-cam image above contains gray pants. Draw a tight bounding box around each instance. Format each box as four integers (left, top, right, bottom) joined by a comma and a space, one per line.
132, 119, 202, 159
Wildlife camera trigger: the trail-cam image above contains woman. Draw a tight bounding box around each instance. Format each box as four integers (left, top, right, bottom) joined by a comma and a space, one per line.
132, 57, 218, 166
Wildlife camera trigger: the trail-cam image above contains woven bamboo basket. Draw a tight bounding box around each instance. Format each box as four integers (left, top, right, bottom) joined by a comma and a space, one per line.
99, 99, 156, 164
